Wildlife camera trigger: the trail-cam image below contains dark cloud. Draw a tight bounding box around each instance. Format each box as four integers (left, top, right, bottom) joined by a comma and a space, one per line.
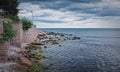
20, 0, 102, 3
19, 0, 120, 16
66, 0, 102, 3
98, 8, 120, 16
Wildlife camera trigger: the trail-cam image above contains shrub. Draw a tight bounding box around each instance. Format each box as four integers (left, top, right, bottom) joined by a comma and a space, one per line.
4, 14, 20, 22
0, 0, 19, 16
2, 21, 16, 41
21, 18, 33, 31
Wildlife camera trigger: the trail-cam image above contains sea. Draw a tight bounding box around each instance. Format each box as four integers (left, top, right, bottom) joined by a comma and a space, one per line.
38, 28, 120, 72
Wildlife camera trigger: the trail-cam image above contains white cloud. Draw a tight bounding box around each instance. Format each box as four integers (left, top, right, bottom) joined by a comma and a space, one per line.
18, 2, 120, 28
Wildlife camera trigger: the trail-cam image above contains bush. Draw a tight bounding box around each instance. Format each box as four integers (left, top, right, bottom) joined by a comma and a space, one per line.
4, 14, 20, 22
21, 18, 33, 31
2, 21, 16, 41
0, 0, 19, 16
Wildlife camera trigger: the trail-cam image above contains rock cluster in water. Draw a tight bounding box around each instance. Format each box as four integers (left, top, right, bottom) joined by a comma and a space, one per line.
0, 32, 80, 72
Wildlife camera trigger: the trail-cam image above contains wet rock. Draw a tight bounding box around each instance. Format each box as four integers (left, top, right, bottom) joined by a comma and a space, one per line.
60, 34, 65, 37
37, 34, 47, 40
38, 34, 45, 36
59, 45, 62, 47
44, 46, 47, 48
22, 52, 32, 58
46, 32, 55, 35
25, 44, 32, 49
31, 43, 44, 45
72, 37, 80, 40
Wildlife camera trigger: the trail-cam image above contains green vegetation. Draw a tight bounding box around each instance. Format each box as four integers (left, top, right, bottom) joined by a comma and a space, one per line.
2, 21, 16, 41
21, 18, 33, 31
24, 45, 45, 72
34, 54, 46, 60
4, 14, 20, 22
25, 45, 41, 51
0, 0, 19, 16
18, 60, 44, 72
0, 0, 20, 22
51, 40, 59, 45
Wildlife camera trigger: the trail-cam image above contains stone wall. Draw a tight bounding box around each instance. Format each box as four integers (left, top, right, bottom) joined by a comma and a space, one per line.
23, 25, 38, 43
0, 41, 9, 62
0, 16, 9, 62
10, 23, 39, 47
10, 23, 23, 48
0, 16, 3, 35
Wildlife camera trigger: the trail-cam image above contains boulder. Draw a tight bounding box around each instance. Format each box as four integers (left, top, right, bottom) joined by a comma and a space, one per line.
20, 57, 32, 66
15, 49, 25, 53
31, 43, 44, 45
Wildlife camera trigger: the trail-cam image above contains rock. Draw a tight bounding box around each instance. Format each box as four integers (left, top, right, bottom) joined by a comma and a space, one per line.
31, 43, 44, 45
38, 34, 45, 36
46, 32, 55, 35
24, 52, 32, 58
20, 57, 32, 66
25, 44, 32, 48
15, 49, 25, 53
71, 37, 80, 40
59, 45, 62, 47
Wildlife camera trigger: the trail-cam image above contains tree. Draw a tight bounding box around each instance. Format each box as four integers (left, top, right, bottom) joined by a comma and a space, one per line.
0, 0, 19, 16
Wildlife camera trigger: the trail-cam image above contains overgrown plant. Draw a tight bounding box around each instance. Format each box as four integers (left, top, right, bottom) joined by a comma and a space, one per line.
4, 14, 20, 22
2, 21, 16, 41
0, 0, 19, 16
21, 18, 33, 31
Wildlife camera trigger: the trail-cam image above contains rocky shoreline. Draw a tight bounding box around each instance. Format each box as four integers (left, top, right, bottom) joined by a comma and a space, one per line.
0, 31, 80, 72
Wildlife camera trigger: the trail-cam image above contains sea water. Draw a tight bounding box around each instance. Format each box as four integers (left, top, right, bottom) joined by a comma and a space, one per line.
38, 28, 120, 72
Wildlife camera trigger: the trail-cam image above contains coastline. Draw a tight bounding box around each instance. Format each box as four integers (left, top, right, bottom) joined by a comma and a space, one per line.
0, 29, 80, 72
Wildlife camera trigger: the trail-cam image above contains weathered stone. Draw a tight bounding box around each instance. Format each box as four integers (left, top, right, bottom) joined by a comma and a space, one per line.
46, 32, 55, 35
10, 23, 23, 48
0, 16, 3, 35
23, 25, 38, 43
0, 41, 9, 62
15, 49, 25, 53
20, 57, 32, 66
31, 42, 44, 45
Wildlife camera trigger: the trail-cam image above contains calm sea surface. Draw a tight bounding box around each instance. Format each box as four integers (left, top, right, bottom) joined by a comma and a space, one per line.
38, 28, 120, 72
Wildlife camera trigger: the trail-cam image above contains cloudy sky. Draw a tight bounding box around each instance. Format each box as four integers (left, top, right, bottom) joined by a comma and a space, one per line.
18, 0, 120, 28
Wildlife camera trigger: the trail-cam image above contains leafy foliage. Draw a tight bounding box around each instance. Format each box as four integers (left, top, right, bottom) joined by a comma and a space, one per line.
2, 22, 16, 41
4, 14, 20, 22
0, 0, 19, 16
21, 18, 33, 31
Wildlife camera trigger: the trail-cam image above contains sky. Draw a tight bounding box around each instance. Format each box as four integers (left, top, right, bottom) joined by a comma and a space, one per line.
18, 0, 120, 28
